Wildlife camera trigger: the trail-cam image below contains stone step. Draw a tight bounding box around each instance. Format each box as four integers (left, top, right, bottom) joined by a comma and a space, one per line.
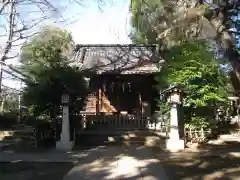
76, 135, 166, 142
0, 142, 12, 151
0, 138, 37, 151
78, 130, 166, 136
2, 142, 38, 152
13, 129, 35, 135
12, 124, 34, 129
105, 139, 166, 147
0, 134, 35, 142
0, 129, 36, 143
76, 132, 166, 147
0, 131, 14, 135
3, 135, 36, 141
0, 129, 35, 137
75, 139, 166, 148
0, 130, 14, 139
109, 135, 165, 141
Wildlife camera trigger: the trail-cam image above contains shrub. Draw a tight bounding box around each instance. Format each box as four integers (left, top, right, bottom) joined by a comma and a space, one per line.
0, 112, 18, 129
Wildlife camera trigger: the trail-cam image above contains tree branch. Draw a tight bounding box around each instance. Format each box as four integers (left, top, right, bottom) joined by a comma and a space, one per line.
14, 15, 49, 34
4, 52, 19, 59
228, 30, 240, 36
0, 0, 16, 62
0, 0, 10, 15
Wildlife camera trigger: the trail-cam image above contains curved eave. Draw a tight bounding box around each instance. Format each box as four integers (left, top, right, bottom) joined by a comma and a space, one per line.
96, 63, 162, 74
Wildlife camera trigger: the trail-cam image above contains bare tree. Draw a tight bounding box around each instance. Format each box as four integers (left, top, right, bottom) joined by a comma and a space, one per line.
0, 0, 60, 89
0, 0, 96, 91
0, 0, 60, 61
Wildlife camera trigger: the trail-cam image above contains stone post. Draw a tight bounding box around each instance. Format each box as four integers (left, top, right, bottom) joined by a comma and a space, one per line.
166, 88, 185, 151
56, 93, 74, 151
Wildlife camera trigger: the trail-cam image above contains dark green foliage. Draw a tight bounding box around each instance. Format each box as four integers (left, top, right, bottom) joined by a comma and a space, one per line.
130, 0, 161, 44
19, 26, 75, 81
20, 26, 88, 116
156, 40, 229, 128
0, 112, 18, 129
130, 0, 236, 128
23, 65, 88, 115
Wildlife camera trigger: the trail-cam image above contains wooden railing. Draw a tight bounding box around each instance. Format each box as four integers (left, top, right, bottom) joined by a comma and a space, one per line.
184, 127, 211, 143
78, 112, 167, 131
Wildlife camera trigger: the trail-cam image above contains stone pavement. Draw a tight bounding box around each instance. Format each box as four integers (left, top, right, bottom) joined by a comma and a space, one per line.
62, 145, 169, 180
0, 150, 79, 162
0, 145, 169, 179
2, 145, 239, 180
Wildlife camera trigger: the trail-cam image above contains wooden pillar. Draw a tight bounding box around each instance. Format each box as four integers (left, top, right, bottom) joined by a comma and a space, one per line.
95, 76, 100, 115
99, 88, 103, 112
96, 91, 98, 113
138, 92, 141, 128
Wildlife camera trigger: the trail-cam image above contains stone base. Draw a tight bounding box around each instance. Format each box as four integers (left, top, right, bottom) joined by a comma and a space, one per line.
56, 140, 74, 151
166, 139, 185, 152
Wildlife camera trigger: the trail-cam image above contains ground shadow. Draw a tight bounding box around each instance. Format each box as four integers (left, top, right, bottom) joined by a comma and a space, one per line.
156, 140, 240, 180
67, 126, 240, 180
65, 139, 240, 180
63, 144, 168, 180
0, 126, 55, 153
1, 140, 239, 180
0, 162, 74, 180
1, 126, 240, 180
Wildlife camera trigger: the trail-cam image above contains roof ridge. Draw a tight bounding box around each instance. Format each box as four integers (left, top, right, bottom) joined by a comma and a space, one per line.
75, 44, 157, 48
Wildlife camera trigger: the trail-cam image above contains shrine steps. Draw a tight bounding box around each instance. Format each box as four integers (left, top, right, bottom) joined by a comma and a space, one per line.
75, 129, 167, 148
0, 125, 36, 151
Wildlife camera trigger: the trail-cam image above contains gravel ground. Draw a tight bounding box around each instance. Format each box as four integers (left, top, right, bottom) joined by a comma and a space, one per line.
153, 136, 240, 180
0, 162, 74, 180
157, 151, 240, 180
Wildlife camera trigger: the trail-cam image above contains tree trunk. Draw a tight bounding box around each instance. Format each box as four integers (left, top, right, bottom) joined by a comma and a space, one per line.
202, 7, 240, 94
220, 30, 240, 81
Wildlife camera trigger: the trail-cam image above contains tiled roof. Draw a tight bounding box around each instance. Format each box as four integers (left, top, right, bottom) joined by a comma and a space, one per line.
71, 44, 162, 74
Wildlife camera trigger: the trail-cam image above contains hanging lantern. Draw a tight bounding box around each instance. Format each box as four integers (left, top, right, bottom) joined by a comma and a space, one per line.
103, 80, 106, 92
111, 82, 114, 92
84, 76, 90, 88
128, 82, 131, 92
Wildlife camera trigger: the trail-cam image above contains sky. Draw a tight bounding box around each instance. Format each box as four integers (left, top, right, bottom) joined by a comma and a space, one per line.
2, 0, 132, 90
66, 0, 132, 44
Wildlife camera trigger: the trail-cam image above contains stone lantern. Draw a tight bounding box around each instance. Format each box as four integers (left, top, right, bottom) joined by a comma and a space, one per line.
56, 91, 74, 151
165, 85, 185, 151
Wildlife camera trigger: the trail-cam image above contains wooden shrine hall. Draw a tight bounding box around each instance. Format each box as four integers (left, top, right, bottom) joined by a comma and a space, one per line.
72, 44, 163, 130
